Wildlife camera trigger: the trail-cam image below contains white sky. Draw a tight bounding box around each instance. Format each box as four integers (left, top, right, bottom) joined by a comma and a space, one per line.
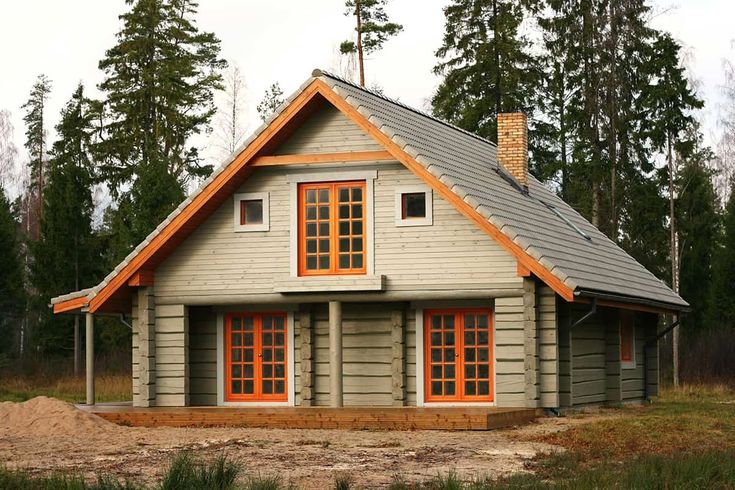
0, 0, 733, 194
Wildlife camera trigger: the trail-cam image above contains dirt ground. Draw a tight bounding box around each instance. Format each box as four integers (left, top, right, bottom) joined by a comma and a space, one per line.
0, 397, 608, 488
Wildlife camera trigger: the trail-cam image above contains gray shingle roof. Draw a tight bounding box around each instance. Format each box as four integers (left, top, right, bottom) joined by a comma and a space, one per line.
52, 69, 687, 311
317, 71, 687, 310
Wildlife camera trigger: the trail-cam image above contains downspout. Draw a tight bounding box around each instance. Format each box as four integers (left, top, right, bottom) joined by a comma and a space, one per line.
643, 315, 681, 401
570, 298, 597, 330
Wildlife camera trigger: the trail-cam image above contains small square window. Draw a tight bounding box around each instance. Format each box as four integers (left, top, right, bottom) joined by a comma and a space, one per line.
395, 186, 432, 227
402, 192, 426, 219
234, 192, 269, 232
240, 200, 263, 225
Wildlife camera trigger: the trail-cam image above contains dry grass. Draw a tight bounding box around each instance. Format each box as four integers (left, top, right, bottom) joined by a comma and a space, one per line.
532, 384, 735, 462
0, 373, 131, 403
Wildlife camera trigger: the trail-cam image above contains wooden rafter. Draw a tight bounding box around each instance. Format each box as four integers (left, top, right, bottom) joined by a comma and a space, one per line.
251, 150, 393, 166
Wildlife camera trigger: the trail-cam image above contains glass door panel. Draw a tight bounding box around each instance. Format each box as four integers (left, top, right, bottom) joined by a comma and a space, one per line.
424, 309, 494, 402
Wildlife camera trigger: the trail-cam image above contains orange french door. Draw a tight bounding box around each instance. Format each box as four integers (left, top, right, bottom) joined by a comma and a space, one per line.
424, 309, 494, 402
225, 312, 288, 402
298, 181, 366, 276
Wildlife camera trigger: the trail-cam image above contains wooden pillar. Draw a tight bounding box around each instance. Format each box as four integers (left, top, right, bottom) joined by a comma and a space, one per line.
299, 309, 315, 406
605, 311, 622, 405
557, 301, 573, 408
85, 312, 94, 405
391, 309, 406, 406
74, 315, 81, 377
137, 287, 156, 407
523, 278, 540, 408
329, 301, 343, 408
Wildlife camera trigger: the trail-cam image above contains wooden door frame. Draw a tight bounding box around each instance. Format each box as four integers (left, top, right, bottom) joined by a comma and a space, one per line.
415, 307, 496, 407
216, 310, 296, 406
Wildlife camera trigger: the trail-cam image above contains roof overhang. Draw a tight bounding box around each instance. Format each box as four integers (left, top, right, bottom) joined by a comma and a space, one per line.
575, 289, 690, 314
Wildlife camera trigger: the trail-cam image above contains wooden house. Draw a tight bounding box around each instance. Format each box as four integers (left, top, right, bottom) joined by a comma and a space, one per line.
52, 70, 687, 428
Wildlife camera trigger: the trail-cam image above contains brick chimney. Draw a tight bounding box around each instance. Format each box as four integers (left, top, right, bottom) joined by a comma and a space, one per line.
497, 113, 528, 188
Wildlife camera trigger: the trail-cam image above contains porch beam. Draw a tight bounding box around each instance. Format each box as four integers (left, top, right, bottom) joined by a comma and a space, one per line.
85, 312, 94, 405
251, 150, 393, 167
329, 301, 343, 408
156, 288, 526, 307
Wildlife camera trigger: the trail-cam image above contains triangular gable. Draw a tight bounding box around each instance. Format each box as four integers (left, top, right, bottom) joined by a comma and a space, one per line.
53, 74, 578, 314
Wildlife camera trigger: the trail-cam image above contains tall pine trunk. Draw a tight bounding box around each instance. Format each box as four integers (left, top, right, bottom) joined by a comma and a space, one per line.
356, 0, 365, 86
668, 132, 680, 387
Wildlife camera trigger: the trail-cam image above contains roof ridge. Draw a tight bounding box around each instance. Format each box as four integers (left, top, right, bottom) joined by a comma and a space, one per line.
313, 68, 499, 150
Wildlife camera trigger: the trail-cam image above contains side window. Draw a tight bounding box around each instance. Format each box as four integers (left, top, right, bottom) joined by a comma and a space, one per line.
620, 313, 636, 369
234, 192, 269, 232
395, 186, 433, 227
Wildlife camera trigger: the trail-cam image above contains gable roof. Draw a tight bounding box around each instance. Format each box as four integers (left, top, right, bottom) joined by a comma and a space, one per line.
52, 69, 687, 314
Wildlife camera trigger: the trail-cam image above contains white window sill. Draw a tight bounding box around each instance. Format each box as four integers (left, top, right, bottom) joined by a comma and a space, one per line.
274, 275, 386, 293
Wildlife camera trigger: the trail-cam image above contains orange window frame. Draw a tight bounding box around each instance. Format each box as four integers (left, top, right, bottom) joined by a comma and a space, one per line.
298, 181, 367, 276
225, 312, 288, 402
424, 308, 495, 403
239, 199, 263, 226
620, 314, 634, 363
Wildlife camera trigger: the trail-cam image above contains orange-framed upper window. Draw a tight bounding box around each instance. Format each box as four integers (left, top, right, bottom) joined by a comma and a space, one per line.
620, 314, 635, 366
298, 181, 366, 276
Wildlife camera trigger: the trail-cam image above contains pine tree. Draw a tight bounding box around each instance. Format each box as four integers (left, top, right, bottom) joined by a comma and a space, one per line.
0, 187, 25, 358
30, 84, 98, 355
711, 183, 735, 329
256, 83, 284, 122
676, 130, 718, 335
340, 0, 403, 86
21, 74, 52, 240
93, 0, 226, 247
432, 0, 540, 143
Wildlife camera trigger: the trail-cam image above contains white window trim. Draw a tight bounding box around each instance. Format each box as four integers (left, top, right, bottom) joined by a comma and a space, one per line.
216, 310, 295, 407
288, 170, 377, 277
233, 192, 270, 232
621, 323, 637, 370
415, 307, 496, 407
395, 185, 433, 227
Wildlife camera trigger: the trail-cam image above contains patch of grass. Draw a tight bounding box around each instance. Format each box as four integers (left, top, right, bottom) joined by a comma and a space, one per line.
534, 385, 735, 462
0, 466, 136, 490
160, 452, 240, 490
334, 473, 353, 490
0, 374, 131, 403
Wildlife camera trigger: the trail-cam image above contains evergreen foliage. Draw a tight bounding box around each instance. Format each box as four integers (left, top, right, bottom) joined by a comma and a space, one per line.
432, 0, 540, 143
256, 83, 284, 122
340, 0, 403, 86
30, 85, 99, 354
0, 187, 24, 358
21, 74, 52, 238
93, 0, 226, 249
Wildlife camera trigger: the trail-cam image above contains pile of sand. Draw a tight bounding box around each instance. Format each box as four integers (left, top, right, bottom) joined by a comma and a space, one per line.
0, 396, 121, 438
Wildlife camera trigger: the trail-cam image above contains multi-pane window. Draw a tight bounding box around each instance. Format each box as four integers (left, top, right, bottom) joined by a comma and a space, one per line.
298, 181, 366, 275
225, 312, 288, 402
424, 309, 494, 402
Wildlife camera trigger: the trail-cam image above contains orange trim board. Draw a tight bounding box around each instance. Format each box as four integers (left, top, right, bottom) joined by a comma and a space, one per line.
53, 295, 87, 314
252, 150, 393, 166
60, 77, 575, 314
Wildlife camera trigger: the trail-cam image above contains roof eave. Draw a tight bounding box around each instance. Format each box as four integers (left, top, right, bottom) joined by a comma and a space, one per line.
574, 288, 690, 314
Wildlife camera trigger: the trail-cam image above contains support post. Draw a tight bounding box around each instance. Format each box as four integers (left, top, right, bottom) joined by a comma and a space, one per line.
299, 309, 315, 406
74, 315, 81, 376
605, 311, 622, 405
329, 301, 343, 408
85, 312, 94, 405
391, 309, 406, 406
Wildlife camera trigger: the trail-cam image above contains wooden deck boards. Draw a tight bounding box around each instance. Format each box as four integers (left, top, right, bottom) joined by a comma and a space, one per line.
81, 405, 540, 430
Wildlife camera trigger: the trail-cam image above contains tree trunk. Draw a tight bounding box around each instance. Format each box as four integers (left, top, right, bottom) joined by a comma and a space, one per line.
356, 0, 365, 86
668, 133, 680, 387
493, 0, 501, 114
608, 1, 618, 240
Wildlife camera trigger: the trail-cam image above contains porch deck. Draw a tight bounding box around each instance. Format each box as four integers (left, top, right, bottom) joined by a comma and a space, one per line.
79, 404, 541, 430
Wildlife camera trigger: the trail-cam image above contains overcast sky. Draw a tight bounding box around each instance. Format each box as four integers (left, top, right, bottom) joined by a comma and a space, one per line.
1, 0, 733, 194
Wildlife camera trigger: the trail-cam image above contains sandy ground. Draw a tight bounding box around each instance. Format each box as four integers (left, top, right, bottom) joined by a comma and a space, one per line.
0, 397, 607, 488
